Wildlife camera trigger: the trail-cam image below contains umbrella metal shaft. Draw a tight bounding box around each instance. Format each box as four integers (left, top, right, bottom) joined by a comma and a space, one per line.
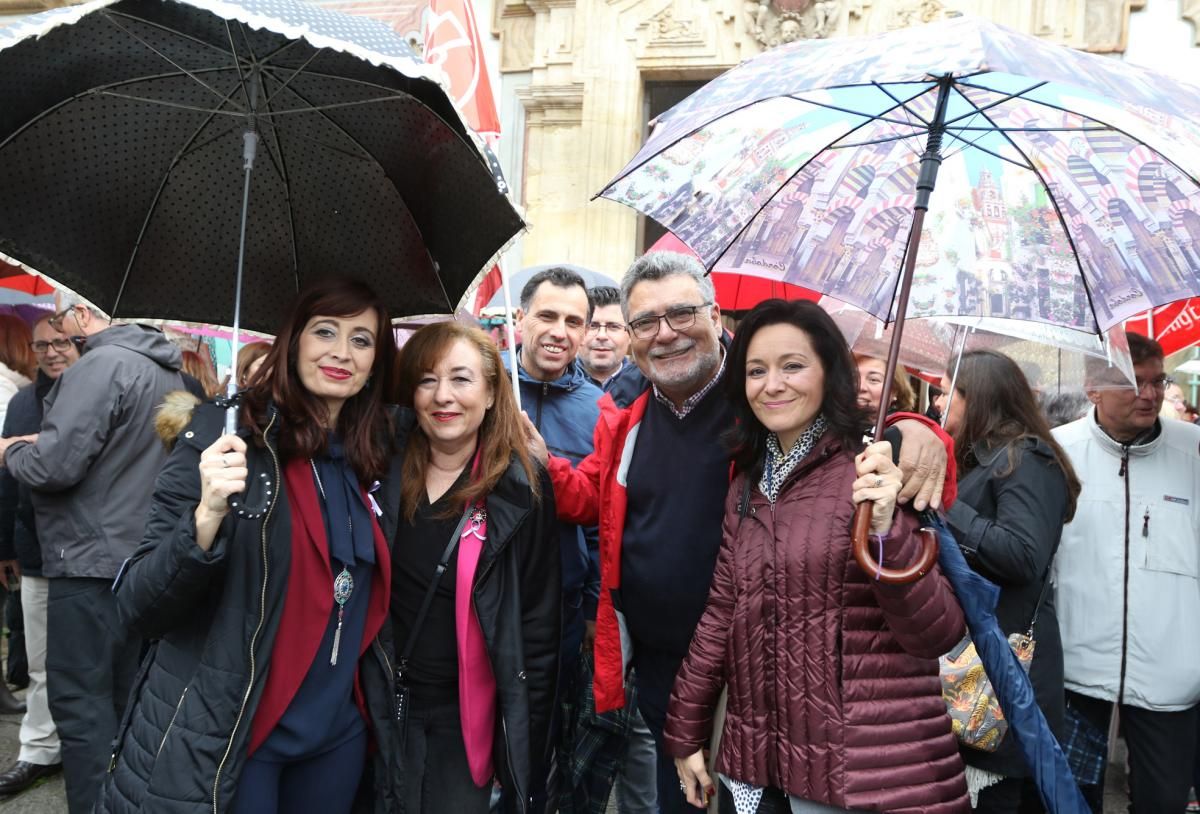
873, 74, 953, 442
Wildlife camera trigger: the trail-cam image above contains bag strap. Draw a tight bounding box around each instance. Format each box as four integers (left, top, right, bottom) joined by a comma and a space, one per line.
1025, 561, 1054, 637
397, 503, 475, 678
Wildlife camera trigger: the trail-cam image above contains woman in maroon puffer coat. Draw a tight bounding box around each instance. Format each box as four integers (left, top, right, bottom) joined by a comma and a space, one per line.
666, 300, 970, 814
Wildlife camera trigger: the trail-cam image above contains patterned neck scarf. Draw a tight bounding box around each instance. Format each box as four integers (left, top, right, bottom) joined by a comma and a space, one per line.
758, 415, 827, 504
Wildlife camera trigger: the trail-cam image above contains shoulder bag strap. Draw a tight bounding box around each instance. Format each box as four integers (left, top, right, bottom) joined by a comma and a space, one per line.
396, 504, 475, 679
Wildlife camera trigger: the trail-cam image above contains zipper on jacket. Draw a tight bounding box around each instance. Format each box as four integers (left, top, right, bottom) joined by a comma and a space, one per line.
534, 382, 548, 429
372, 638, 396, 718
1118, 446, 1131, 704
156, 687, 189, 759
501, 716, 526, 812
212, 411, 281, 814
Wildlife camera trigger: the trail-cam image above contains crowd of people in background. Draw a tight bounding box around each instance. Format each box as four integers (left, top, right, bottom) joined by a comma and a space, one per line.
0, 250, 1195, 814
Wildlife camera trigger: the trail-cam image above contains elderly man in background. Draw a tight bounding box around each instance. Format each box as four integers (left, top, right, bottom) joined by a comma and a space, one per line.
0, 292, 185, 813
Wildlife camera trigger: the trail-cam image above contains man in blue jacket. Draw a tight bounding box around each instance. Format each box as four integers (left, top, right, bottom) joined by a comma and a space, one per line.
506, 266, 603, 810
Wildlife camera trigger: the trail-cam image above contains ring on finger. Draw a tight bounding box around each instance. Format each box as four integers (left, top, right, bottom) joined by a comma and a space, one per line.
874, 476, 883, 488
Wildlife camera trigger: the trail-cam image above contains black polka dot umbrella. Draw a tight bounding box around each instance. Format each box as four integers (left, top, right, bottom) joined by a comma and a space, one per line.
0, 0, 524, 335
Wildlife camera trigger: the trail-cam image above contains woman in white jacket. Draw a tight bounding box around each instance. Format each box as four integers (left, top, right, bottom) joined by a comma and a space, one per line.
0, 315, 34, 428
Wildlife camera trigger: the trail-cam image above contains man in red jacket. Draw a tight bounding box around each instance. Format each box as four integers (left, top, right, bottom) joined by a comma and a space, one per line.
525, 252, 953, 814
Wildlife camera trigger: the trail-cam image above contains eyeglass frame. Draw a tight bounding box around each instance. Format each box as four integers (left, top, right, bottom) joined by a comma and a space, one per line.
48, 305, 80, 333
1133, 374, 1174, 394
586, 320, 628, 335
28, 338, 76, 355
627, 302, 714, 339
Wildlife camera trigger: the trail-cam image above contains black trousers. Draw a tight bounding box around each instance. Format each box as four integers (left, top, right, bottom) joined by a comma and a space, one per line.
1066, 690, 1198, 814
46, 577, 142, 814
5, 588, 26, 687
401, 697, 493, 814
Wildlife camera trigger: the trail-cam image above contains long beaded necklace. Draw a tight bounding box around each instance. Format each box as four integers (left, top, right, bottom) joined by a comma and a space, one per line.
310, 459, 354, 667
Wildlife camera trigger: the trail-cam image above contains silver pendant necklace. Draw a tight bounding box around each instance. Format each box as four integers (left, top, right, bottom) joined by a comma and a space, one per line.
311, 459, 354, 667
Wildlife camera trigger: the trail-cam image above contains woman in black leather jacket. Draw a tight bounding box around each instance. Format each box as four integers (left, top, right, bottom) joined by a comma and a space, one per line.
935, 350, 1081, 814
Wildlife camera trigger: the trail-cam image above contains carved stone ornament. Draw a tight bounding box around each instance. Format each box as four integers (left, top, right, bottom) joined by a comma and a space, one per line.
744, 0, 862, 47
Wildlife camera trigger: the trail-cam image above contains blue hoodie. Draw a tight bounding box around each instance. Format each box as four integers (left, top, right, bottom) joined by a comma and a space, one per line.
503, 349, 602, 619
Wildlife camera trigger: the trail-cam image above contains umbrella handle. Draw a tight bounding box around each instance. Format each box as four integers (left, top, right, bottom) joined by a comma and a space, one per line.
851, 503, 938, 584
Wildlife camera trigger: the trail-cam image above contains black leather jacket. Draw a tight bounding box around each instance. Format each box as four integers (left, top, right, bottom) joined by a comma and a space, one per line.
364, 409, 561, 813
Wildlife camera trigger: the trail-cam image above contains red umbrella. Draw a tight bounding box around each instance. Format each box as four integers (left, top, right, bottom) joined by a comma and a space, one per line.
0, 259, 53, 296
1124, 299, 1200, 358
650, 233, 819, 310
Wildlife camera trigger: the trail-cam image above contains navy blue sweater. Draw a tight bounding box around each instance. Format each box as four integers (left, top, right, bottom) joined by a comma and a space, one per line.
620, 379, 733, 657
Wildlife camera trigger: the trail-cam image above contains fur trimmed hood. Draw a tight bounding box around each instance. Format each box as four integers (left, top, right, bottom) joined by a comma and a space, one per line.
155, 390, 201, 449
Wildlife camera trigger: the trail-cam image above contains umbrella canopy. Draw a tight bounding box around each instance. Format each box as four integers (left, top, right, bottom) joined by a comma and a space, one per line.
826, 302, 1136, 394
603, 15, 1200, 336
1124, 298, 1200, 357
0, 260, 54, 297
484, 263, 617, 310
0, 0, 524, 333
650, 232, 819, 311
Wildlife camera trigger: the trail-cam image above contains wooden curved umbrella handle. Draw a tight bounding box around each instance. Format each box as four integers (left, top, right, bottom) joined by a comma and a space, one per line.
851, 502, 938, 584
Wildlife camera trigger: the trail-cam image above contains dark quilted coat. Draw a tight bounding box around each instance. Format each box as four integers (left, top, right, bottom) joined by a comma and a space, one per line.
663, 434, 970, 813
94, 402, 402, 814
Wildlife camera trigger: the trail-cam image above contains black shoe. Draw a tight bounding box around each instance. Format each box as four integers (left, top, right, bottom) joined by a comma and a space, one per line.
0, 761, 62, 796
0, 683, 23, 715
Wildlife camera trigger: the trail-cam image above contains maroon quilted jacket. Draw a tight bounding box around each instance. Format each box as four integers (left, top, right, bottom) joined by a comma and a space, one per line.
663, 434, 970, 813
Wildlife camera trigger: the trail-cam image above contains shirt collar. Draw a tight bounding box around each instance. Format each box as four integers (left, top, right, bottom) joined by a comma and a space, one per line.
653, 347, 727, 419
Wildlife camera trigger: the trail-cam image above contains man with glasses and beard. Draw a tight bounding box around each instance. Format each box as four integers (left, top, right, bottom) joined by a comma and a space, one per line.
0, 316, 79, 798
525, 252, 953, 814
1052, 333, 1200, 814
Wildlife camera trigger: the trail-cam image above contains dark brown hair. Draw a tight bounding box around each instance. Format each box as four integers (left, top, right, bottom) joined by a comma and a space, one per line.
950, 349, 1081, 522
395, 322, 539, 521
725, 299, 869, 477
239, 278, 396, 483
0, 315, 35, 381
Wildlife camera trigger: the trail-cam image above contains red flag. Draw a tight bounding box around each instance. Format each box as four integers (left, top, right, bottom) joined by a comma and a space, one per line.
423, 0, 500, 145
423, 0, 504, 313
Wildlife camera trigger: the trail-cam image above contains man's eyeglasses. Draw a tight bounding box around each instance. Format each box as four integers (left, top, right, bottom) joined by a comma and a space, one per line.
1134, 374, 1174, 394
627, 303, 713, 339
586, 321, 627, 335
48, 306, 76, 333
28, 338, 74, 355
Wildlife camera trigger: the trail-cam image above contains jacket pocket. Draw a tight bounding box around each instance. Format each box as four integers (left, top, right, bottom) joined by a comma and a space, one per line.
1137, 498, 1198, 578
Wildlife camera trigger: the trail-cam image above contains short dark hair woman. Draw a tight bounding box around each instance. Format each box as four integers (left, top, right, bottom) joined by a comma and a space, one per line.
390, 321, 559, 813
934, 350, 1080, 813
96, 278, 399, 814
666, 299, 970, 813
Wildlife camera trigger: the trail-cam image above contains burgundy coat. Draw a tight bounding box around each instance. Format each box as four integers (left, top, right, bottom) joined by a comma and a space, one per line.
663, 434, 970, 813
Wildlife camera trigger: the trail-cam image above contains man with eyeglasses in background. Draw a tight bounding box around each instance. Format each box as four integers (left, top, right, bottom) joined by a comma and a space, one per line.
0, 292, 185, 813
0, 316, 79, 798
525, 251, 954, 813
1052, 332, 1200, 813
579, 286, 646, 410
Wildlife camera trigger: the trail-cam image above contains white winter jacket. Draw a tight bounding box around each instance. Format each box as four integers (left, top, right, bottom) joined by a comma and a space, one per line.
0, 362, 30, 429
1052, 410, 1200, 711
